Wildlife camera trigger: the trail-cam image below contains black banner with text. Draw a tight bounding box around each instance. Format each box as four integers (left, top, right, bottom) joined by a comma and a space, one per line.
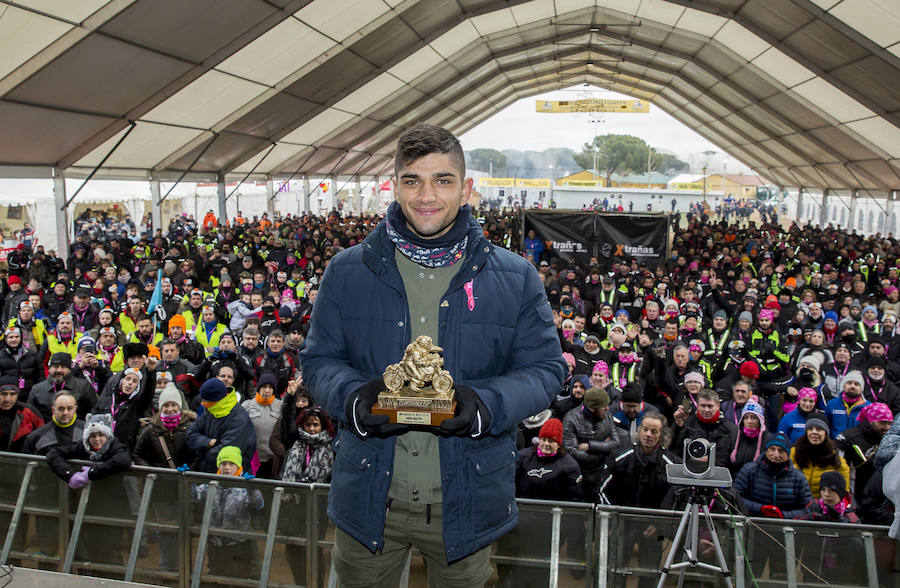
523, 210, 669, 271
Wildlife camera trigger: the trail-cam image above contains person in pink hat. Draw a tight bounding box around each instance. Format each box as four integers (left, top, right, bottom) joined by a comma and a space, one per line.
836, 402, 893, 495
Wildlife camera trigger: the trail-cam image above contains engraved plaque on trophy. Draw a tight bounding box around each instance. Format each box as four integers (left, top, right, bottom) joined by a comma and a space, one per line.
371, 335, 457, 426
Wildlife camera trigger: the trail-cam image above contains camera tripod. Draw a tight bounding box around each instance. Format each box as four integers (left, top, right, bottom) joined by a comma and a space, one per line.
656, 487, 733, 588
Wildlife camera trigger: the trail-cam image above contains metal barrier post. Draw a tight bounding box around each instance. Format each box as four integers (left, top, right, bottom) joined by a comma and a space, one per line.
733, 519, 745, 588
179, 474, 191, 588
125, 473, 155, 581
61, 483, 92, 573
307, 486, 316, 588
783, 527, 797, 588
259, 487, 283, 588
0, 461, 36, 564
57, 477, 70, 570
862, 531, 878, 588
549, 506, 562, 588
596, 510, 610, 588
190, 481, 218, 588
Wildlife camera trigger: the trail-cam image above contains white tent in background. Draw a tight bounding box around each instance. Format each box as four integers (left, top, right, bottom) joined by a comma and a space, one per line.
0, 178, 154, 253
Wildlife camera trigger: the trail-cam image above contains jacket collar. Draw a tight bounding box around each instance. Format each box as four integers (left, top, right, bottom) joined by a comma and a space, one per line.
362, 214, 492, 291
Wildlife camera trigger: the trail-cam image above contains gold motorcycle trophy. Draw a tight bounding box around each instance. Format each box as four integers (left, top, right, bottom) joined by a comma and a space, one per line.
371, 335, 456, 426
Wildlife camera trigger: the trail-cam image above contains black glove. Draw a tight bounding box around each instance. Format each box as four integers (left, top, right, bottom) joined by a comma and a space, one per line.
440, 386, 491, 438
345, 379, 408, 439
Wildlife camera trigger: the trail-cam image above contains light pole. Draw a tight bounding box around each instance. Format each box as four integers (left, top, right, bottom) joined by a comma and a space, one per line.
702, 150, 717, 203
548, 164, 554, 208
722, 159, 728, 200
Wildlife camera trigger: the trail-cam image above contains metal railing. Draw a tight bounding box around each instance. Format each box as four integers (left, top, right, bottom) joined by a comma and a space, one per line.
0, 451, 896, 587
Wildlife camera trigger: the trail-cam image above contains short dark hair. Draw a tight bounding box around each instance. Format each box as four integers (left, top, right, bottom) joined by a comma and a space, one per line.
394, 123, 465, 179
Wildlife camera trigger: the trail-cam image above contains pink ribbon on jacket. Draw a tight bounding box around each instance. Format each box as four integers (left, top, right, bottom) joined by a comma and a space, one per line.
464, 280, 475, 311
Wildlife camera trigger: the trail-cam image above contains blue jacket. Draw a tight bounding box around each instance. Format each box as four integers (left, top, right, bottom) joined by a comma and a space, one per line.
733, 456, 812, 519
185, 402, 257, 473
825, 396, 869, 438
777, 409, 810, 444
300, 215, 565, 562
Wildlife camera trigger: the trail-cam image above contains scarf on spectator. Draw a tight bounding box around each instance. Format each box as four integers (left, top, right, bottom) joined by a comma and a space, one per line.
385, 201, 469, 268
255, 392, 274, 406
206, 391, 238, 418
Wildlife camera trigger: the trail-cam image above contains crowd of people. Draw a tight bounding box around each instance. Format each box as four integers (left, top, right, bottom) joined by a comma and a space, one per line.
1, 198, 899, 579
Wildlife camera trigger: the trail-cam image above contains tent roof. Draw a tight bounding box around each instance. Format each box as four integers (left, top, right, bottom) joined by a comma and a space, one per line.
1, 0, 899, 193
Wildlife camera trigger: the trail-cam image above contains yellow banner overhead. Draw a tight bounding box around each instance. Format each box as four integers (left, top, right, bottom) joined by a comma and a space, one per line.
516, 178, 551, 188
535, 99, 650, 114
672, 183, 705, 190
478, 177, 515, 187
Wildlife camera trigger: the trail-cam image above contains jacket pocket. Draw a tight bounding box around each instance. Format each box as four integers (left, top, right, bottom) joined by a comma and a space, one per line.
331, 432, 378, 521
466, 439, 517, 534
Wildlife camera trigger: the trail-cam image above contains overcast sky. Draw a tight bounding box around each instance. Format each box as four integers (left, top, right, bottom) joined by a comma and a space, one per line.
460, 85, 751, 176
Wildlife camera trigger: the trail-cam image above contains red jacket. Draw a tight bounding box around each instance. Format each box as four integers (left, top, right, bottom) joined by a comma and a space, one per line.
2, 402, 44, 452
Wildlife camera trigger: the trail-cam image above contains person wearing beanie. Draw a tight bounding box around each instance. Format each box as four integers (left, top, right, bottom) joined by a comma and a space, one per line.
728, 401, 772, 475
733, 429, 813, 570
1, 274, 27, 327
800, 469, 859, 524
9, 297, 47, 351
28, 350, 98, 422
681, 370, 706, 408
191, 444, 265, 577
822, 342, 855, 399
822, 310, 840, 345
611, 382, 659, 443
498, 417, 581, 586
514, 417, 581, 501
0, 376, 43, 454
551, 373, 589, 420
778, 387, 821, 443
857, 305, 880, 342
45, 412, 132, 563
704, 309, 731, 362
825, 370, 870, 437
166, 313, 205, 365
861, 356, 900, 411
0, 323, 42, 396
186, 377, 256, 473
563, 385, 628, 499
240, 373, 282, 479
791, 412, 850, 499
40, 311, 83, 366
836, 402, 893, 496
132, 381, 195, 570
672, 388, 737, 468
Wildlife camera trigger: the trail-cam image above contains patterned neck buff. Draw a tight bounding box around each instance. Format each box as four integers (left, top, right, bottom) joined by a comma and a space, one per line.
385, 201, 470, 268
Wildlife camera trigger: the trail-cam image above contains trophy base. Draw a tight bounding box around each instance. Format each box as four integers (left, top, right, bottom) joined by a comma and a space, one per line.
371, 403, 457, 426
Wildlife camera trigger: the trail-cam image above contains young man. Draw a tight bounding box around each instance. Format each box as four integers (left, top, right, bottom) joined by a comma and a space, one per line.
300, 123, 564, 586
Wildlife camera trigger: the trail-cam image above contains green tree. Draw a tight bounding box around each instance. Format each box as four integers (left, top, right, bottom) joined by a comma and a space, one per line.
574, 134, 658, 182
466, 149, 507, 175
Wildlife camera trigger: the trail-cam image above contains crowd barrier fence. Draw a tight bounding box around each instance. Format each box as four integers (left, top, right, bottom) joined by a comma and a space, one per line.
0, 451, 897, 587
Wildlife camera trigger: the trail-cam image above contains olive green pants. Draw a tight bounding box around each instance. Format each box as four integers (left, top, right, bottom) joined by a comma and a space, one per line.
332, 500, 493, 588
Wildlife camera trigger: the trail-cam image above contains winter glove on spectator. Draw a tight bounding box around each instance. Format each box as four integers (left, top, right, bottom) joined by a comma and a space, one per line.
760, 504, 784, 519
68, 466, 91, 489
